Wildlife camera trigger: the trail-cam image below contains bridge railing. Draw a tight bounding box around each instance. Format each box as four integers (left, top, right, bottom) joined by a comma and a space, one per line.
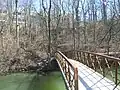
56, 51, 78, 90
75, 50, 120, 87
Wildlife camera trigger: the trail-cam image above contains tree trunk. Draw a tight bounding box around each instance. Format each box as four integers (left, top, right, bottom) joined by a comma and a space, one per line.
48, 0, 52, 56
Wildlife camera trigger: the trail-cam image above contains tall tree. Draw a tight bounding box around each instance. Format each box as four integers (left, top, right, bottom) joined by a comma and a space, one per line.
75, 0, 80, 49
102, 0, 107, 23
118, 0, 120, 17
48, 0, 52, 56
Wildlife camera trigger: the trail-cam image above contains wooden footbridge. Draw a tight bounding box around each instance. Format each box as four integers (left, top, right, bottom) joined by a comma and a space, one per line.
55, 50, 120, 90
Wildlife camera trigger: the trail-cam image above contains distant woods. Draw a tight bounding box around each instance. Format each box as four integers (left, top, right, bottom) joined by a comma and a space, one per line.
0, 0, 120, 73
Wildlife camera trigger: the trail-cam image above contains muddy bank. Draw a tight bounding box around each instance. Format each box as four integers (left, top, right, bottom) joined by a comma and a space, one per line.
0, 49, 59, 75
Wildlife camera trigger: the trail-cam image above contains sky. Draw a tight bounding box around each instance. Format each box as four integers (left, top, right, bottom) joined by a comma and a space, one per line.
0, 0, 119, 20
0, 0, 40, 10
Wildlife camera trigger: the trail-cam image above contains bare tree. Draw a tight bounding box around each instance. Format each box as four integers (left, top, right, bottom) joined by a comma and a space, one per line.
48, 0, 52, 56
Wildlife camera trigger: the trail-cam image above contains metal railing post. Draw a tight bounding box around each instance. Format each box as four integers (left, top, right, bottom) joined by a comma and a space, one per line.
102, 57, 105, 77
56, 51, 79, 90
57, 50, 120, 89
115, 61, 118, 85
68, 65, 71, 86
74, 68, 78, 90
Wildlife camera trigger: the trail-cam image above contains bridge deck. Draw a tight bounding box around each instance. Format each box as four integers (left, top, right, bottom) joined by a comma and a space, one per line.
68, 59, 120, 90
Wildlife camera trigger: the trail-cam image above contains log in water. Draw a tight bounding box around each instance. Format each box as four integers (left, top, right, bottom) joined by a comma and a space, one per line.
0, 72, 66, 90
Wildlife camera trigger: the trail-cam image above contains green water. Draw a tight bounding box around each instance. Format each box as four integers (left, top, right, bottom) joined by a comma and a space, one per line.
0, 72, 66, 90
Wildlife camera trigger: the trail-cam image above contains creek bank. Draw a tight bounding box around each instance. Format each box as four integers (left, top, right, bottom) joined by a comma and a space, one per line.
0, 49, 59, 75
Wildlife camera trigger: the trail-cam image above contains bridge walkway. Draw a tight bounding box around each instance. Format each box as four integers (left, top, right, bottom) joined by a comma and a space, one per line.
68, 59, 120, 90
56, 51, 120, 90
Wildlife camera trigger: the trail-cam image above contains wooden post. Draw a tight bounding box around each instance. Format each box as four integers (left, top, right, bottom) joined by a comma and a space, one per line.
74, 68, 78, 90
115, 61, 118, 85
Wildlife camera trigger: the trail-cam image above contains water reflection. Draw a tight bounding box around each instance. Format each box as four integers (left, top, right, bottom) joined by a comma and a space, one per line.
0, 72, 66, 90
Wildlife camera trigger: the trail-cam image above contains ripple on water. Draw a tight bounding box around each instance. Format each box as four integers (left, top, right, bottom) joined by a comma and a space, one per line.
0, 72, 66, 90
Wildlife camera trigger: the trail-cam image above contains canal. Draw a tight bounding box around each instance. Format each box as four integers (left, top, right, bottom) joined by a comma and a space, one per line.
0, 72, 66, 90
